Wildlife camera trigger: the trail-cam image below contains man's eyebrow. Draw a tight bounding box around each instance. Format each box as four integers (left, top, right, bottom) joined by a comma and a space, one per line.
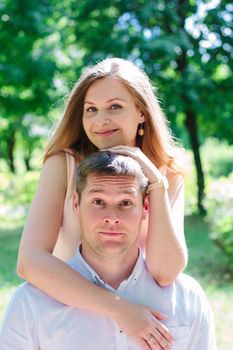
84, 97, 127, 105
87, 189, 105, 194
87, 188, 137, 195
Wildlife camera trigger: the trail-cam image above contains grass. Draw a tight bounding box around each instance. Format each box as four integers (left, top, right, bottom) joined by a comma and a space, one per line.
0, 215, 232, 348
0, 224, 22, 319
184, 215, 233, 350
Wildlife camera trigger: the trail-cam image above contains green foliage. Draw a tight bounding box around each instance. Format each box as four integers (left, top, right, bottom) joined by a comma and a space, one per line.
0, 0, 232, 212
67, 0, 233, 212
206, 175, 233, 274
0, 171, 39, 208
201, 138, 233, 178
0, 227, 22, 286
67, 0, 233, 141
0, 0, 57, 171
184, 151, 198, 214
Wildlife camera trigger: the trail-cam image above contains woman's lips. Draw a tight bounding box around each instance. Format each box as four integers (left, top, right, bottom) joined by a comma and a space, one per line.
95, 129, 119, 137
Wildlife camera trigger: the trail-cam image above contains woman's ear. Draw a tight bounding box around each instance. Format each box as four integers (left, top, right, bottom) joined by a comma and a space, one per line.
140, 112, 145, 123
73, 191, 79, 215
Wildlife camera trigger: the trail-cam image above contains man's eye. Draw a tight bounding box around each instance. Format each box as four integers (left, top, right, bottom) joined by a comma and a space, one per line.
120, 200, 132, 207
109, 104, 122, 110
93, 199, 105, 205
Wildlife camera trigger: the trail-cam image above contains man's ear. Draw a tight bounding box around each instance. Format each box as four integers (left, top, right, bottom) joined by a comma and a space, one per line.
73, 191, 79, 215
143, 194, 149, 220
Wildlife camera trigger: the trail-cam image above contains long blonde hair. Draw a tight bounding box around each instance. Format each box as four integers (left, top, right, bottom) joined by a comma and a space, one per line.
44, 58, 183, 173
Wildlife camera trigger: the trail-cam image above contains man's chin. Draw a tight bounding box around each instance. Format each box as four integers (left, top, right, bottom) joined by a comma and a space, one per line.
97, 241, 128, 256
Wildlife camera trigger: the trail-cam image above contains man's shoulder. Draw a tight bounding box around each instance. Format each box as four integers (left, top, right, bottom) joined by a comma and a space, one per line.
176, 272, 200, 286
141, 257, 203, 296
9, 282, 35, 300
174, 273, 208, 301
9, 282, 59, 309
175, 272, 199, 288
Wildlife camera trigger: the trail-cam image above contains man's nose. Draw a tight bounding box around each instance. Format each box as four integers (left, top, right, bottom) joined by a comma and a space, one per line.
103, 212, 120, 224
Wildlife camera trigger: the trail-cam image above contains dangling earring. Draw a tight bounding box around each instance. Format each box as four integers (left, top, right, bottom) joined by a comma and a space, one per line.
138, 123, 145, 136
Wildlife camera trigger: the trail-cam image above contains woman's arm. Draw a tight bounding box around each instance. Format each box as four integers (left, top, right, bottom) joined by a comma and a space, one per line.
146, 172, 188, 286
17, 153, 173, 349
104, 146, 188, 286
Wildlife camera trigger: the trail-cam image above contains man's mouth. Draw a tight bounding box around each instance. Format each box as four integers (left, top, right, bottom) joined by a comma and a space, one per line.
98, 231, 124, 237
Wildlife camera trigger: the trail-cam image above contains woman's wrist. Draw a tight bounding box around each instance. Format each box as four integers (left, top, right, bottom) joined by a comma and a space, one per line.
107, 294, 129, 320
147, 176, 169, 192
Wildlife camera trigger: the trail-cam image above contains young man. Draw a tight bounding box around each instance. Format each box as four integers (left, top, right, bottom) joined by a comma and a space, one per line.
0, 151, 216, 350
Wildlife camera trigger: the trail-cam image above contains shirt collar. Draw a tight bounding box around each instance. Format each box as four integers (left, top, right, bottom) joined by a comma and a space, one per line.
69, 244, 145, 291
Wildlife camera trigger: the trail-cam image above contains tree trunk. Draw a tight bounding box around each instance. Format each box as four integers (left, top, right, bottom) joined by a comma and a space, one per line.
175, 0, 206, 214
24, 156, 31, 172
6, 129, 16, 173
185, 109, 206, 215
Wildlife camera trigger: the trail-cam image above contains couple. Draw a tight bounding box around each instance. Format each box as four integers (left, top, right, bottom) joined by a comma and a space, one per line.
0, 150, 216, 349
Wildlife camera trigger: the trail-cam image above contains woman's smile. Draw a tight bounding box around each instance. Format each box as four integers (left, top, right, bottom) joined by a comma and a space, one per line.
83, 77, 145, 149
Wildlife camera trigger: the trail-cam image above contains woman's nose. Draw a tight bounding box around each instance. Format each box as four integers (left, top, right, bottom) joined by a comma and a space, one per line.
96, 110, 111, 126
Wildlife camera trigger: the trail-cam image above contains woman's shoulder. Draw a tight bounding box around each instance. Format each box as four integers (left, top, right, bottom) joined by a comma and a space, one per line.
43, 150, 67, 169
166, 168, 184, 191
44, 148, 81, 166
40, 152, 68, 191
63, 148, 83, 164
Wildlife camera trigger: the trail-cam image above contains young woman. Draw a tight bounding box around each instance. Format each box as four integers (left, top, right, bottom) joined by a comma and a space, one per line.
17, 58, 187, 349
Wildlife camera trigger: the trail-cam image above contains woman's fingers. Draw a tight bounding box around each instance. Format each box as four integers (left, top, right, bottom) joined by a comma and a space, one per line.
114, 300, 173, 350
135, 338, 151, 350
140, 310, 173, 349
150, 310, 168, 320
145, 335, 162, 349
102, 146, 162, 182
102, 146, 138, 157
148, 328, 173, 349
155, 323, 173, 343
149, 312, 173, 343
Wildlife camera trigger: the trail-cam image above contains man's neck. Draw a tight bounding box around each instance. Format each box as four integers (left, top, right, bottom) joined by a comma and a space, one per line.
81, 245, 139, 289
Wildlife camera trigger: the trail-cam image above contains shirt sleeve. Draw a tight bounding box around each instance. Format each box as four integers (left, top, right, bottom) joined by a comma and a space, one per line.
0, 285, 39, 350
186, 278, 217, 350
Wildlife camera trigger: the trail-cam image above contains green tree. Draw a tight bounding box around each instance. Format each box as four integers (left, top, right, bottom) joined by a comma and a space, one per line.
66, 0, 232, 213
0, 0, 57, 172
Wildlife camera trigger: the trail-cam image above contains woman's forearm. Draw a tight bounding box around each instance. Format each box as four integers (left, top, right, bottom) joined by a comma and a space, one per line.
17, 248, 174, 349
146, 187, 188, 286
18, 250, 125, 318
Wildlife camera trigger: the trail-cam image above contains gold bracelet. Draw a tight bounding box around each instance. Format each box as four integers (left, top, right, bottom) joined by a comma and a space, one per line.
147, 176, 169, 192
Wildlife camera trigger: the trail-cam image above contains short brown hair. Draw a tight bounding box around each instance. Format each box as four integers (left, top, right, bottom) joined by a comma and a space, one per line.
76, 151, 148, 202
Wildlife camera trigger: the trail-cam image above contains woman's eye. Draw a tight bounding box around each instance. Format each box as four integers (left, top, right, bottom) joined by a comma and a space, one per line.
120, 200, 132, 207
93, 199, 105, 206
86, 106, 97, 112
109, 104, 122, 110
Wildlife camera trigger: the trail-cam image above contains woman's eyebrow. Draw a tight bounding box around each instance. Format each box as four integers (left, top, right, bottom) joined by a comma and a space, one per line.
84, 97, 127, 105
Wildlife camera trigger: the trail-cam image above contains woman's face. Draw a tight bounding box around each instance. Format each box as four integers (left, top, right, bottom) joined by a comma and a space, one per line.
82, 77, 145, 150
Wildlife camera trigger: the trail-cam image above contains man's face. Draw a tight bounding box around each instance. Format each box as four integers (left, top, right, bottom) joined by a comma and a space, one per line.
76, 174, 146, 260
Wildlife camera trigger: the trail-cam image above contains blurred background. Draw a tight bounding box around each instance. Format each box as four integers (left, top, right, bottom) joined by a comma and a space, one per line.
0, 0, 232, 348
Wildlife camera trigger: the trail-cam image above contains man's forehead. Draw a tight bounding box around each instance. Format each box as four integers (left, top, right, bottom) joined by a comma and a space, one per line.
85, 174, 141, 194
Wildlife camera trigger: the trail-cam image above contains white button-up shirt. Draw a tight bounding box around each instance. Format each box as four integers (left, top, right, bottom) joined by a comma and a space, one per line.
0, 247, 216, 350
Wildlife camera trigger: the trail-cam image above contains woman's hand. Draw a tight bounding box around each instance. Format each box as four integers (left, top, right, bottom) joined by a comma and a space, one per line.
105, 146, 163, 184
114, 300, 173, 349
